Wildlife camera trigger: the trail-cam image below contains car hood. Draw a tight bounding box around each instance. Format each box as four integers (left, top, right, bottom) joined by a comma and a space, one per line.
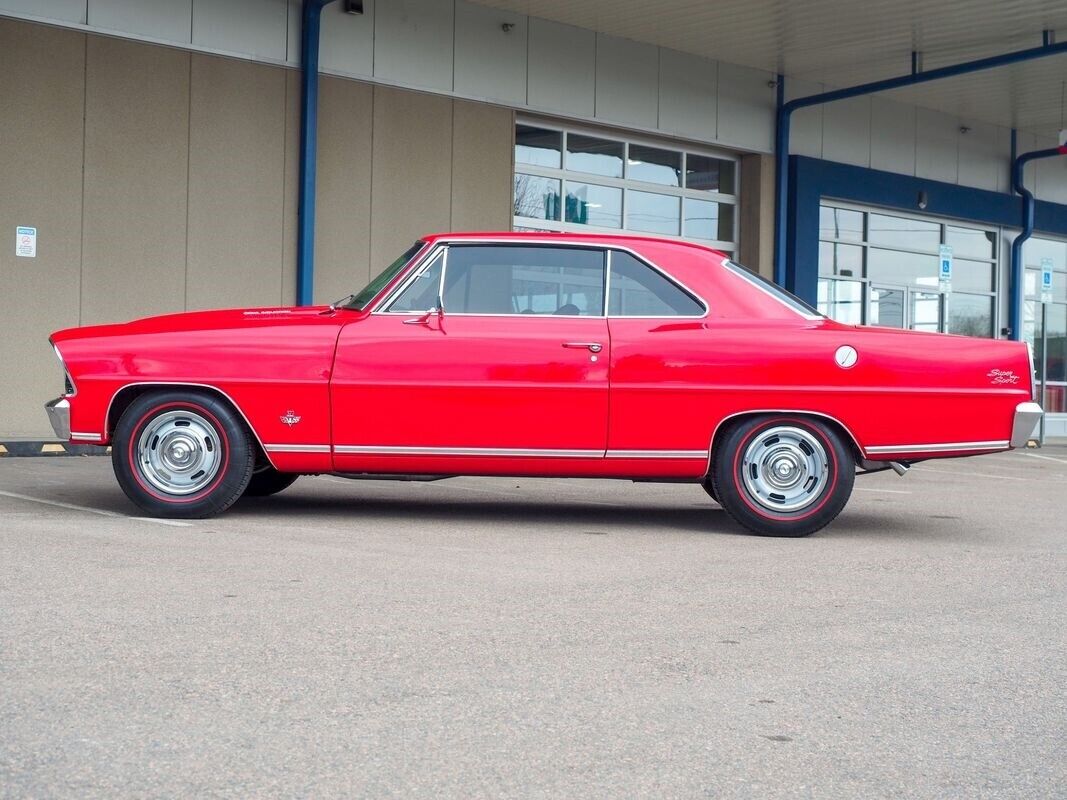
51, 305, 355, 343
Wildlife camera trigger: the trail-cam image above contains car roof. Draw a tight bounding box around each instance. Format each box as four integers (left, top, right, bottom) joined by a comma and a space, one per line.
419, 231, 729, 259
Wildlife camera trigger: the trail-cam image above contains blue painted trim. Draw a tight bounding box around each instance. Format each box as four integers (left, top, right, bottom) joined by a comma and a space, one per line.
1009, 146, 1067, 339
773, 35, 1067, 290
773, 74, 787, 286
787, 156, 1067, 309
297, 0, 337, 307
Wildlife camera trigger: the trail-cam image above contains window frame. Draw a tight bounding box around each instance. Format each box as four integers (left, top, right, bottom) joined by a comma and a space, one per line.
373, 239, 709, 320
513, 117, 740, 253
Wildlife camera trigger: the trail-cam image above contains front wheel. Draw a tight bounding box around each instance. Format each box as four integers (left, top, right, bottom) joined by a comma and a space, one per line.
112, 391, 254, 519
710, 415, 855, 537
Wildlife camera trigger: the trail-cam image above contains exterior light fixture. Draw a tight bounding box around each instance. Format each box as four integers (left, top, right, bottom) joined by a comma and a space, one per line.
917, 190, 929, 210
343, 0, 363, 14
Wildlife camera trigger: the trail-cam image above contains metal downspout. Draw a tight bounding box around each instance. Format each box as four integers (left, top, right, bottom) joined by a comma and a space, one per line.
773, 35, 1067, 290
297, 0, 337, 306
1008, 145, 1067, 340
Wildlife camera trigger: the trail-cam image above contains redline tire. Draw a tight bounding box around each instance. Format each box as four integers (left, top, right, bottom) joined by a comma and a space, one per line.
242, 467, 299, 498
112, 391, 254, 519
711, 415, 855, 537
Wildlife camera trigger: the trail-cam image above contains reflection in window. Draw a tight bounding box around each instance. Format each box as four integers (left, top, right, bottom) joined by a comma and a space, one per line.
685, 198, 733, 242
515, 125, 561, 168
567, 134, 624, 178
867, 213, 941, 251
627, 191, 680, 235
818, 279, 864, 324
867, 248, 940, 288
818, 242, 864, 277
910, 291, 942, 332
565, 182, 622, 228
609, 251, 703, 316
628, 145, 682, 186
686, 154, 735, 193
946, 226, 996, 260
514, 174, 561, 221
951, 259, 995, 293
443, 246, 605, 316
819, 207, 864, 242
869, 286, 904, 328
948, 293, 993, 338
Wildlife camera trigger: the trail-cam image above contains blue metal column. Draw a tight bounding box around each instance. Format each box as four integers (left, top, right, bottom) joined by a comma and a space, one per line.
297, 0, 337, 306
773, 35, 1067, 291
1008, 144, 1067, 340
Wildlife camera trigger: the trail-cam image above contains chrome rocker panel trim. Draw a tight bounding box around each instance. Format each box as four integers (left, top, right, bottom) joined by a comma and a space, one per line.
865, 440, 1009, 455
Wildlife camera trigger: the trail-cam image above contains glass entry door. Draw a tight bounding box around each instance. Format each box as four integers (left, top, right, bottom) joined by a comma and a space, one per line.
869, 285, 943, 331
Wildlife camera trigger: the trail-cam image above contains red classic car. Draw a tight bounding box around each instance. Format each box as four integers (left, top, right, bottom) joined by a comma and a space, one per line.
46, 232, 1042, 536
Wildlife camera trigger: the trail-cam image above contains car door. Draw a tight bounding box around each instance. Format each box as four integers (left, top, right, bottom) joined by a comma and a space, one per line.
331, 243, 610, 472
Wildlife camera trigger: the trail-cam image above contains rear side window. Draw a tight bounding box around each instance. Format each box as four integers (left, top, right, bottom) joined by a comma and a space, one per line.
443, 245, 606, 316
608, 251, 704, 317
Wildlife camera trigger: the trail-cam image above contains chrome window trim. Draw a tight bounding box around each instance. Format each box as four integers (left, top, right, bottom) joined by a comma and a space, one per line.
721, 260, 824, 321
373, 237, 710, 320
103, 381, 281, 470
370, 243, 446, 314
865, 440, 1009, 454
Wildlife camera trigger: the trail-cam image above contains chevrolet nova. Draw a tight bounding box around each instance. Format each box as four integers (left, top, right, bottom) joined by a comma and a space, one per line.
46, 233, 1042, 536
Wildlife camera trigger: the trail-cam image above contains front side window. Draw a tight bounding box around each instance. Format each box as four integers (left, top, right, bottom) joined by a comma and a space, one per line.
387, 252, 444, 313
608, 251, 704, 317
443, 246, 606, 316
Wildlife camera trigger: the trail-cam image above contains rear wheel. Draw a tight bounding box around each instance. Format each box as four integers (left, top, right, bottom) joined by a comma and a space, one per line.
711, 415, 854, 537
112, 391, 254, 519
243, 466, 299, 498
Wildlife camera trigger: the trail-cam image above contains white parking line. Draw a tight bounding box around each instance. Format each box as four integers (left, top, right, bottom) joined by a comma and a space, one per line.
0, 489, 192, 527
1021, 451, 1067, 465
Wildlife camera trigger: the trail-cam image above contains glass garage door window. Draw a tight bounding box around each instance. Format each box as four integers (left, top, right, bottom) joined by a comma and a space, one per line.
1022, 236, 1067, 416
513, 121, 739, 254
816, 202, 998, 338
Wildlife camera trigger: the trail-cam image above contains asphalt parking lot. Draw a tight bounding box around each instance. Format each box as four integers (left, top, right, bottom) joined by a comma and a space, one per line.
1, 450, 1065, 798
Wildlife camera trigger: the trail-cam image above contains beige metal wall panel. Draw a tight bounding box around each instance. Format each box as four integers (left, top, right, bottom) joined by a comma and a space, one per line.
281, 68, 299, 306
870, 98, 916, 176
786, 79, 824, 159
192, 0, 288, 61
716, 61, 774, 153
526, 17, 595, 119
0, 19, 85, 437
319, 0, 374, 78
594, 34, 658, 129
822, 95, 871, 168
312, 76, 374, 305
186, 54, 287, 311
450, 100, 514, 232
657, 49, 717, 142
373, 0, 454, 92
81, 36, 190, 326
0, 0, 85, 23
738, 153, 774, 279
370, 86, 453, 272
957, 120, 1003, 192
88, 0, 192, 43
915, 107, 959, 184
453, 0, 527, 106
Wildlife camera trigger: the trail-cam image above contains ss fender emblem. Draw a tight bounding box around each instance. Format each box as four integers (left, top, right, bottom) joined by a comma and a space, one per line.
280, 410, 302, 427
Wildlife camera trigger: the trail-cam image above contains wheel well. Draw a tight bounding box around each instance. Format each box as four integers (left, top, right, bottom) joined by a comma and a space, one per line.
708, 411, 864, 473
107, 383, 269, 467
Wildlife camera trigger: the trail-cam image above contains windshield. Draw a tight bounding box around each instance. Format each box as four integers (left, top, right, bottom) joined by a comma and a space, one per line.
722, 259, 824, 318
342, 241, 426, 310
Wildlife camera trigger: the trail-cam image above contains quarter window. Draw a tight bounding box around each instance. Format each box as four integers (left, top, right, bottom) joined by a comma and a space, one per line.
608, 251, 703, 317
443, 246, 606, 316
387, 252, 443, 313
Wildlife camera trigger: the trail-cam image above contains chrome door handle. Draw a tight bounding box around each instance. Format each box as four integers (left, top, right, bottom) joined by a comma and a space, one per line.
562, 341, 602, 353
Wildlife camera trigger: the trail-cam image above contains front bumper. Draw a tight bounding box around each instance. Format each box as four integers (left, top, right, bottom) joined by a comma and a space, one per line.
45, 397, 71, 440
1011, 401, 1043, 448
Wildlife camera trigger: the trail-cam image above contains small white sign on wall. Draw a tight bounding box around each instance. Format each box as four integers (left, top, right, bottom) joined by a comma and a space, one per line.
16, 226, 36, 258
938, 244, 953, 291
1041, 258, 1054, 304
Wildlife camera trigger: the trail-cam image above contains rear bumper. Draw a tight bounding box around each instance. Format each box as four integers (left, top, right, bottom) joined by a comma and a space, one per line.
45, 397, 71, 440
1011, 401, 1043, 448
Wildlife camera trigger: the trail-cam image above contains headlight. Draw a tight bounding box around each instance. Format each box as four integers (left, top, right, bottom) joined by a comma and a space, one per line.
52, 342, 76, 397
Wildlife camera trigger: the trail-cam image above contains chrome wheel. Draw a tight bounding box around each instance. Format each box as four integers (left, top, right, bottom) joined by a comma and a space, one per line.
135, 409, 222, 496
740, 425, 829, 513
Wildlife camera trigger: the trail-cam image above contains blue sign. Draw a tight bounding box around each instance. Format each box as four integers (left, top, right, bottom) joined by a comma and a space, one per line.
1041, 258, 1054, 303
